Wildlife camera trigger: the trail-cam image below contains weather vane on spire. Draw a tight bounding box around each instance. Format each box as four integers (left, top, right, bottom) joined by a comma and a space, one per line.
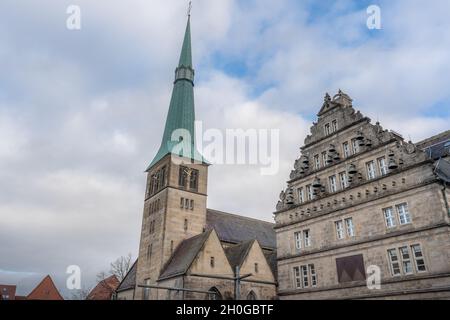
188, 1, 192, 17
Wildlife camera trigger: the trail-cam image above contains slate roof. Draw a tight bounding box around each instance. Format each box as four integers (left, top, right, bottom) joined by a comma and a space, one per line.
264, 251, 278, 280
158, 230, 211, 280
435, 158, 450, 183
224, 240, 255, 270
206, 209, 276, 249
116, 260, 138, 292
417, 130, 450, 160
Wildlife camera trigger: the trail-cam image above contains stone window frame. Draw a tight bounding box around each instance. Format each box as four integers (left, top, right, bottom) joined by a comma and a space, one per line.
377, 156, 389, 176
411, 244, 427, 273
342, 141, 351, 158
335, 217, 355, 240
294, 231, 302, 250
339, 171, 349, 189
293, 266, 302, 289
329, 175, 338, 193
210, 256, 215, 268
383, 207, 397, 228
293, 264, 317, 289
314, 154, 320, 170
297, 187, 305, 204
351, 139, 360, 154
294, 229, 311, 251
321, 152, 328, 167
303, 229, 311, 248
306, 185, 313, 201
332, 120, 338, 133
335, 220, 345, 240
366, 160, 377, 180
386, 244, 427, 277
344, 218, 355, 237
324, 123, 331, 136
396, 203, 412, 225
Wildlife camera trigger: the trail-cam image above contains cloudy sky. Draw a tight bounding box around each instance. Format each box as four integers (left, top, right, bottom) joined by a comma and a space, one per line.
1, 0, 449, 297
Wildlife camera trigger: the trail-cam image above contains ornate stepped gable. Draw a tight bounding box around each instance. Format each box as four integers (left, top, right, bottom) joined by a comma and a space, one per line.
276, 90, 429, 213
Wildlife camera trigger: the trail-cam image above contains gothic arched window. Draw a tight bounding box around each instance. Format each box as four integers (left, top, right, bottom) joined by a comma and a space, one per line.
246, 291, 257, 300
207, 287, 222, 300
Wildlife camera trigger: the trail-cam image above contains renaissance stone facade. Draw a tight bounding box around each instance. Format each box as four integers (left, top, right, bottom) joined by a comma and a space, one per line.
115, 16, 277, 301
275, 91, 450, 299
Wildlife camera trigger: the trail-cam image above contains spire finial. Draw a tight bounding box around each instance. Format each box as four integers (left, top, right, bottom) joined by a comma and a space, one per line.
188, 1, 192, 17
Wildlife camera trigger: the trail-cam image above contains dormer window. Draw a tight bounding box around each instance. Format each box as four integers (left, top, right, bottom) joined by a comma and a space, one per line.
332, 120, 338, 132
314, 155, 320, 170
343, 142, 350, 158
351, 139, 359, 154
324, 123, 331, 136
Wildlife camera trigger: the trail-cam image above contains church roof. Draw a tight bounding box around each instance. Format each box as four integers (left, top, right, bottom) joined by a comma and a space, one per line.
206, 209, 276, 249
224, 240, 255, 270
116, 259, 138, 293
158, 230, 212, 280
146, 16, 205, 170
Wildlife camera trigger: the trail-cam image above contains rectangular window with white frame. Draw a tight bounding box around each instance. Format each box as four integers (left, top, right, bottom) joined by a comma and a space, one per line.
399, 246, 413, 274
321, 152, 327, 167
343, 142, 350, 158
294, 230, 311, 250
396, 203, 411, 225
303, 229, 311, 247
335, 220, 345, 240
309, 264, 317, 287
329, 175, 337, 193
411, 244, 427, 272
293, 264, 317, 289
345, 218, 355, 237
378, 157, 389, 176
314, 155, 320, 170
387, 245, 426, 277
294, 231, 302, 250
293, 267, 302, 289
306, 185, 313, 201
298, 187, 305, 204
339, 172, 349, 189
301, 265, 309, 288
366, 161, 377, 180
384, 207, 396, 228
351, 139, 359, 154
388, 249, 401, 276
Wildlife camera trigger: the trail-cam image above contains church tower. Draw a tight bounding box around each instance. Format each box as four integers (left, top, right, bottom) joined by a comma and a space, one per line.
135, 15, 209, 300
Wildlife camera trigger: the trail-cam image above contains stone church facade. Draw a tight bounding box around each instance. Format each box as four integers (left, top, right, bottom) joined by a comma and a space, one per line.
115, 16, 277, 301
275, 91, 450, 299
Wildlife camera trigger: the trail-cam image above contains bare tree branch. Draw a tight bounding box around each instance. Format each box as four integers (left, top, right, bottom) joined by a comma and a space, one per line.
109, 253, 132, 282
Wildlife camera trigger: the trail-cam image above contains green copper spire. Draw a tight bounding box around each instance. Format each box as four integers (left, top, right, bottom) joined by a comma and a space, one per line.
146, 16, 204, 171
178, 16, 192, 68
